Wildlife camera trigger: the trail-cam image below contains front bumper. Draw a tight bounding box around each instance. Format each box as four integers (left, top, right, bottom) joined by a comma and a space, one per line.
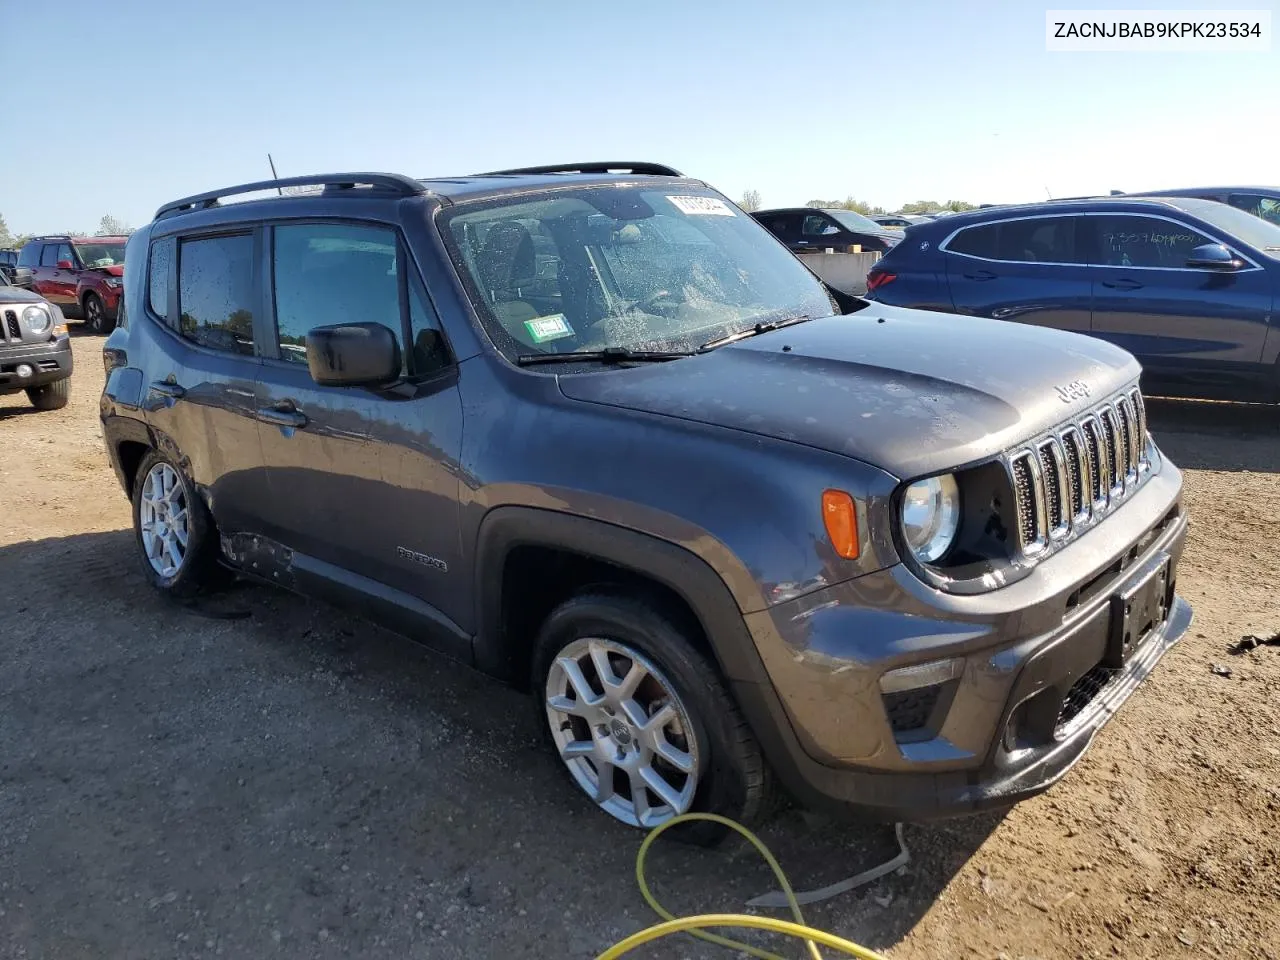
0, 335, 73, 393
736, 461, 1190, 820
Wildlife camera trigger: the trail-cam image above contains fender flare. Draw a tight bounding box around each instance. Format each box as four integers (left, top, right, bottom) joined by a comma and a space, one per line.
472, 505, 774, 690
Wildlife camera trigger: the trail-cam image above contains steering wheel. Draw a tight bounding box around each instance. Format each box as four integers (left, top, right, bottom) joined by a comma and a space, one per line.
632, 288, 682, 317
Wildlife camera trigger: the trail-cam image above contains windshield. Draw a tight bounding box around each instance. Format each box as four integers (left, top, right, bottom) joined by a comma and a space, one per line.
827, 209, 884, 233
441, 187, 838, 360
1164, 199, 1280, 255
73, 242, 126, 267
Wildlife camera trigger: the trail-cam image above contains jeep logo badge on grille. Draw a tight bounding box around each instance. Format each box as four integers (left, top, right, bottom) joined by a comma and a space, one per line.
1054, 380, 1091, 403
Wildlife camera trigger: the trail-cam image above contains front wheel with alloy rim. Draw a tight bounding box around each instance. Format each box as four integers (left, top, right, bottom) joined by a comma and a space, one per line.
83, 293, 113, 334
533, 592, 775, 846
130, 450, 223, 597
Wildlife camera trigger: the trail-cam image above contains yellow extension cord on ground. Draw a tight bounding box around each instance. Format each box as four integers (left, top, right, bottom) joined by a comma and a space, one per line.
595, 813, 891, 960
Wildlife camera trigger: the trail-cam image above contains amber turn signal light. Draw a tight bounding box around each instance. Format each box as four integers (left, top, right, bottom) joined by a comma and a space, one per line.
822, 489, 859, 559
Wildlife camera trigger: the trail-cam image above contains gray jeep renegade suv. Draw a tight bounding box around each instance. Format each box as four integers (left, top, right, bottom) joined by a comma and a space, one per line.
101, 164, 1191, 838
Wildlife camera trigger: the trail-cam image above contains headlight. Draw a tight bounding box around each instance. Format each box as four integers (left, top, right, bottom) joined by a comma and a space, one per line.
22, 305, 51, 333
900, 473, 961, 563
104, 277, 122, 287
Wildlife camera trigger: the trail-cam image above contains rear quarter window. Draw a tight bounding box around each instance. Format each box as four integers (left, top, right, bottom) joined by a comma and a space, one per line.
149, 237, 175, 321
947, 223, 999, 258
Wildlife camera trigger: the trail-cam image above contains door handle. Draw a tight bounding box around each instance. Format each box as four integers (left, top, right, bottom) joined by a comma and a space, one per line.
1102, 278, 1143, 290
256, 404, 308, 429
149, 380, 186, 399
963, 270, 997, 281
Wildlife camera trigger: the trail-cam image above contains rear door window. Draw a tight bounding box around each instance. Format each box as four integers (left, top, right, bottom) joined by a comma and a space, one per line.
40, 245, 60, 267
994, 217, 1078, 263
948, 217, 1082, 264
1092, 216, 1213, 268
178, 233, 257, 355
755, 213, 799, 242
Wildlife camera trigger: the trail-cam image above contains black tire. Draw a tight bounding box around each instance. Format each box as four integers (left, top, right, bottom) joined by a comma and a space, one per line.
83, 292, 113, 335
532, 591, 776, 846
26, 378, 70, 410
130, 449, 225, 598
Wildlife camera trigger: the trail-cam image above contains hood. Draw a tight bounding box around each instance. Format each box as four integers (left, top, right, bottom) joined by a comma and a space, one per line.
0, 285, 46, 305
88, 264, 125, 277
557, 304, 1141, 480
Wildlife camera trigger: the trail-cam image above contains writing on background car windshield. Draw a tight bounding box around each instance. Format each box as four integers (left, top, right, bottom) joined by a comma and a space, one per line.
667, 196, 735, 217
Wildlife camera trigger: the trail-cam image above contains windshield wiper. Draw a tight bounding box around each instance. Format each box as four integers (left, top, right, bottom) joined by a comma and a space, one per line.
698, 315, 812, 352
516, 346, 695, 366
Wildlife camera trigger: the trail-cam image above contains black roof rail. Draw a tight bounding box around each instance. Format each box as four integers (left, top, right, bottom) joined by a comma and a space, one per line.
155, 172, 427, 220
472, 161, 684, 178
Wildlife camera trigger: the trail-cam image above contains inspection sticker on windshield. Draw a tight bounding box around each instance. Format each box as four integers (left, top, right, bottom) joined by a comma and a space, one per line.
525, 314, 574, 343
667, 195, 735, 217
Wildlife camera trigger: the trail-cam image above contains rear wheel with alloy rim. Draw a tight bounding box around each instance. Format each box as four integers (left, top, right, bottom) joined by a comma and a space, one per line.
533, 591, 775, 845
130, 450, 224, 597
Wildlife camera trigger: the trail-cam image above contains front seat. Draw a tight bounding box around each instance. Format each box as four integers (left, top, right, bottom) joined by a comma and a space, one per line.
475, 221, 543, 345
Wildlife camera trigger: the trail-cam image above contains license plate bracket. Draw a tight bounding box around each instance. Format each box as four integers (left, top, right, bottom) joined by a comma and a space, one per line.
1106, 552, 1171, 669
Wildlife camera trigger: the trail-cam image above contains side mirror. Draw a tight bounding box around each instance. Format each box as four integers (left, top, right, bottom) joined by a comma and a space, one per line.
56, 259, 74, 270
1185, 243, 1242, 271
304, 322, 400, 387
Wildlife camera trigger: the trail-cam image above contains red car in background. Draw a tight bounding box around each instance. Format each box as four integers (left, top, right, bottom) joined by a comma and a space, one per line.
14, 235, 128, 334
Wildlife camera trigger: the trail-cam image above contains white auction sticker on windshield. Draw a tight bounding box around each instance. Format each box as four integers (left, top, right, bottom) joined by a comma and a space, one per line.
667, 195, 735, 216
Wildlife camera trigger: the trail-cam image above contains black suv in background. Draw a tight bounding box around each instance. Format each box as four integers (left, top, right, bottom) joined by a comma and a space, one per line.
752, 206, 902, 253
101, 165, 1190, 839
0, 249, 17, 283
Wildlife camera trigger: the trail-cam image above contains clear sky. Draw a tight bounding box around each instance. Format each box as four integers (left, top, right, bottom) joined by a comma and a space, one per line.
3, 0, 1277, 234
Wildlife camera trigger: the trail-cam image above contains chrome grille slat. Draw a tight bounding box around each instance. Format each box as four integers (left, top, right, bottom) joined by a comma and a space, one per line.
1101, 406, 1123, 493
1060, 427, 1087, 521
1038, 440, 1068, 538
3, 309, 19, 342
1081, 416, 1107, 507
1010, 453, 1040, 551
1006, 385, 1154, 562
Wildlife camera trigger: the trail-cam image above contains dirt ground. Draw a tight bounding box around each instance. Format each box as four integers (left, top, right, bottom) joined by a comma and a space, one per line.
2, 331, 1278, 960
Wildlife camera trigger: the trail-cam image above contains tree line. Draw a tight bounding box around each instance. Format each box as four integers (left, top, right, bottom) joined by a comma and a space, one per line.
0, 214, 135, 251
738, 191, 977, 216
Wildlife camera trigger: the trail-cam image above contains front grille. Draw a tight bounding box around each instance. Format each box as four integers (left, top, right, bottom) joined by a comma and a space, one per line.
1056, 663, 1119, 734
1007, 387, 1151, 560
3, 310, 19, 341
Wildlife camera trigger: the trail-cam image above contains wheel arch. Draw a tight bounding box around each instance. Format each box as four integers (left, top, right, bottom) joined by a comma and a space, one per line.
473, 506, 773, 693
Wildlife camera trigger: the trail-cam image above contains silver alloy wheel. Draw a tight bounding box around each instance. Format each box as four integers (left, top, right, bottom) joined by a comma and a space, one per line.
139, 462, 189, 579
545, 637, 701, 828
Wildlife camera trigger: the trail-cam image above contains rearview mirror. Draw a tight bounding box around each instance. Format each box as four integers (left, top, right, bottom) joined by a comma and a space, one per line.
305, 322, 401, 387
56, 259, 74, 270
1185, 243, 1242, 271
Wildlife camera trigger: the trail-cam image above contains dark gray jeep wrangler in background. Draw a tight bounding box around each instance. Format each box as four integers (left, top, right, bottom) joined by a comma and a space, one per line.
101, 163, 1191, 840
